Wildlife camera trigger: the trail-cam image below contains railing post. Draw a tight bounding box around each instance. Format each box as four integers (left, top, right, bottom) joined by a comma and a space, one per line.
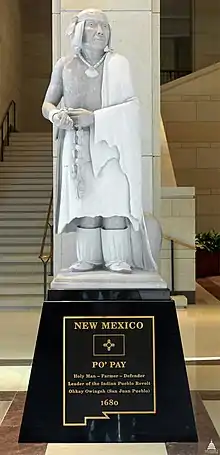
43, 261, 48, 301
1, 126, 3, 162
49, 223, 53, 277
13, 101, 16, 132
171, 239, 175, 292
6, 112, 10, 146
39, 192, 53, 300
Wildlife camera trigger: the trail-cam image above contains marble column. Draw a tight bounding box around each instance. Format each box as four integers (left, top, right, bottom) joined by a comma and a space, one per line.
52, 0, 161, 273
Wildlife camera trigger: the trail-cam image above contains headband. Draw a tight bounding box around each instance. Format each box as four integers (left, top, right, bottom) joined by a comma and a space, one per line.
66, 9, 112, 54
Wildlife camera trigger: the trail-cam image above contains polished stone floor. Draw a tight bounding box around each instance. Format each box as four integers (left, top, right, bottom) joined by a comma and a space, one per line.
0, 283, 219, 454
0, 390, 219, 455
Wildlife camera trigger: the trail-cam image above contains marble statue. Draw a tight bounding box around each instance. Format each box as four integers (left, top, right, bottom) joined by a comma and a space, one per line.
42, 8, 162, 274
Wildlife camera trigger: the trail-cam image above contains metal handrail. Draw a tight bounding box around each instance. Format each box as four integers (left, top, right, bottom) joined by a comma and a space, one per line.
163, 234, 195, 293
163, 234, 195, 251
0, 100, 16, 161
160, 69, 191, 85
39, 191, 53, 299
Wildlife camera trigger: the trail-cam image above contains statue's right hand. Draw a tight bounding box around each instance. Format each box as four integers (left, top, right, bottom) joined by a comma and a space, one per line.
52, 111, 74, 130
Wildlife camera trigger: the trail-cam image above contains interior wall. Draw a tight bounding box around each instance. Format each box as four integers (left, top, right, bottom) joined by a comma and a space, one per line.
0, 0, 21, 127
19, 0, 52, 132
161, 63, 220, 233
160, 187, 195, 296
193, 0, 220, 70
160, 118, 176, 187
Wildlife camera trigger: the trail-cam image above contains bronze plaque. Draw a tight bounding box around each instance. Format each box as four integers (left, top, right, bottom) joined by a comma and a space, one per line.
63, 316, 156, 426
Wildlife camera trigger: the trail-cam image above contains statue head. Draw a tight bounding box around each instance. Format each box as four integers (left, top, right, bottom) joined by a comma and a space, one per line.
66, 9, 111, 55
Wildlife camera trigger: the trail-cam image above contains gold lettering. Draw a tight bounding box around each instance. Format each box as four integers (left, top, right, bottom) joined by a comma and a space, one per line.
110, 361, 126, 369
74, 321, 99, 330
92, 361, 107, 368
137, 321, 144, 329
89, 322, 98, 329
82, 322, 89, 329
117, 322, 124, 329
73, 322, 82, 330
111, 322, 117, 329
101, 320, 144, 330
129, 322, 135, 329
102, 322, 110, 329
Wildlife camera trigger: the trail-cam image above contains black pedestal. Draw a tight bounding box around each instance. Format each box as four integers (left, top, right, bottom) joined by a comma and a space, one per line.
19, 289, 197, 443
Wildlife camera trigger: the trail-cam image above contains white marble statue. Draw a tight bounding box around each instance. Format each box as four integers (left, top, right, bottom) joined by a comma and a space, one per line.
42, 8, 162, 274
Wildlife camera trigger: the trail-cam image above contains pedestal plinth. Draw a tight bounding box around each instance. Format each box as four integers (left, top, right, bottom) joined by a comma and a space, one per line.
19, 271, 197, 444
49, 269, 169, 302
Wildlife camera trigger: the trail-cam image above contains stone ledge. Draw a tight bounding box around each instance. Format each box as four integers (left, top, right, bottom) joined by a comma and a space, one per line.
51, 269, 168, 290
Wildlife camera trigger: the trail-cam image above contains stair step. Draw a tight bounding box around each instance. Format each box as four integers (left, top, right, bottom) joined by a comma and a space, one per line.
9, 139, 53, 144
0, 168, 52, 174
9, 133, 51, 136
3, 158, 52, 164
0, 205, 49, 212
0, 184, 52, 191
0, 171, 52, 177
0, 262, 43, 273
0, 295, 44, 307
0, 254, 42, 263
10, 136, 52, 140
5, 145, 52, 151
0, 178, 52, 185
0, 163, 52, 170
0, 220, 47, 227
0, 245, 50, 253
9, 134, 53, 144
0, 191, 51, 198
0, 283, 47, 295
10, 138, 52, 143
0, 227, 45, 236
0, 198, 50, 205
0, 237, 49, 245
11, 132, 51, 136
4, 149, 52, 160
0, 275, 52, 284
0, 212, 48, 219
9, 135, 52, 139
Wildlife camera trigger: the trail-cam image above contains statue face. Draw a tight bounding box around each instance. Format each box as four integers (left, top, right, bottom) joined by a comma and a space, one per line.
82, 14, 110, 51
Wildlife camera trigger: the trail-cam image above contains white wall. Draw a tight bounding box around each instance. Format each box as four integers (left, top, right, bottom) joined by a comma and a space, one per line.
52, 0, 161, 273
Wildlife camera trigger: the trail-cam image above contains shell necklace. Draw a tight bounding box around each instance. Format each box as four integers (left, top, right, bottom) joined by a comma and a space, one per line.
79, 52, 106, 78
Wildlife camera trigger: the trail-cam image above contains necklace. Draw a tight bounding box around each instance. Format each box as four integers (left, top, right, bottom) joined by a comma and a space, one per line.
79, 52, 106, 78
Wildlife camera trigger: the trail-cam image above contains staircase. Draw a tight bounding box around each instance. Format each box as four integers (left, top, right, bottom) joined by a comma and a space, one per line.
0, 132, 52, 307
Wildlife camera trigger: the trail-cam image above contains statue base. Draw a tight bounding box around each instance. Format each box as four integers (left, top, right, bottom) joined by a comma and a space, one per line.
51, 269, 167, 290
19, 285, 197, 444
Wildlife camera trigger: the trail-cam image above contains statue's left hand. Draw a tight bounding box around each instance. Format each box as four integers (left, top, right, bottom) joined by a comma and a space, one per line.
68, 109, 94, 128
